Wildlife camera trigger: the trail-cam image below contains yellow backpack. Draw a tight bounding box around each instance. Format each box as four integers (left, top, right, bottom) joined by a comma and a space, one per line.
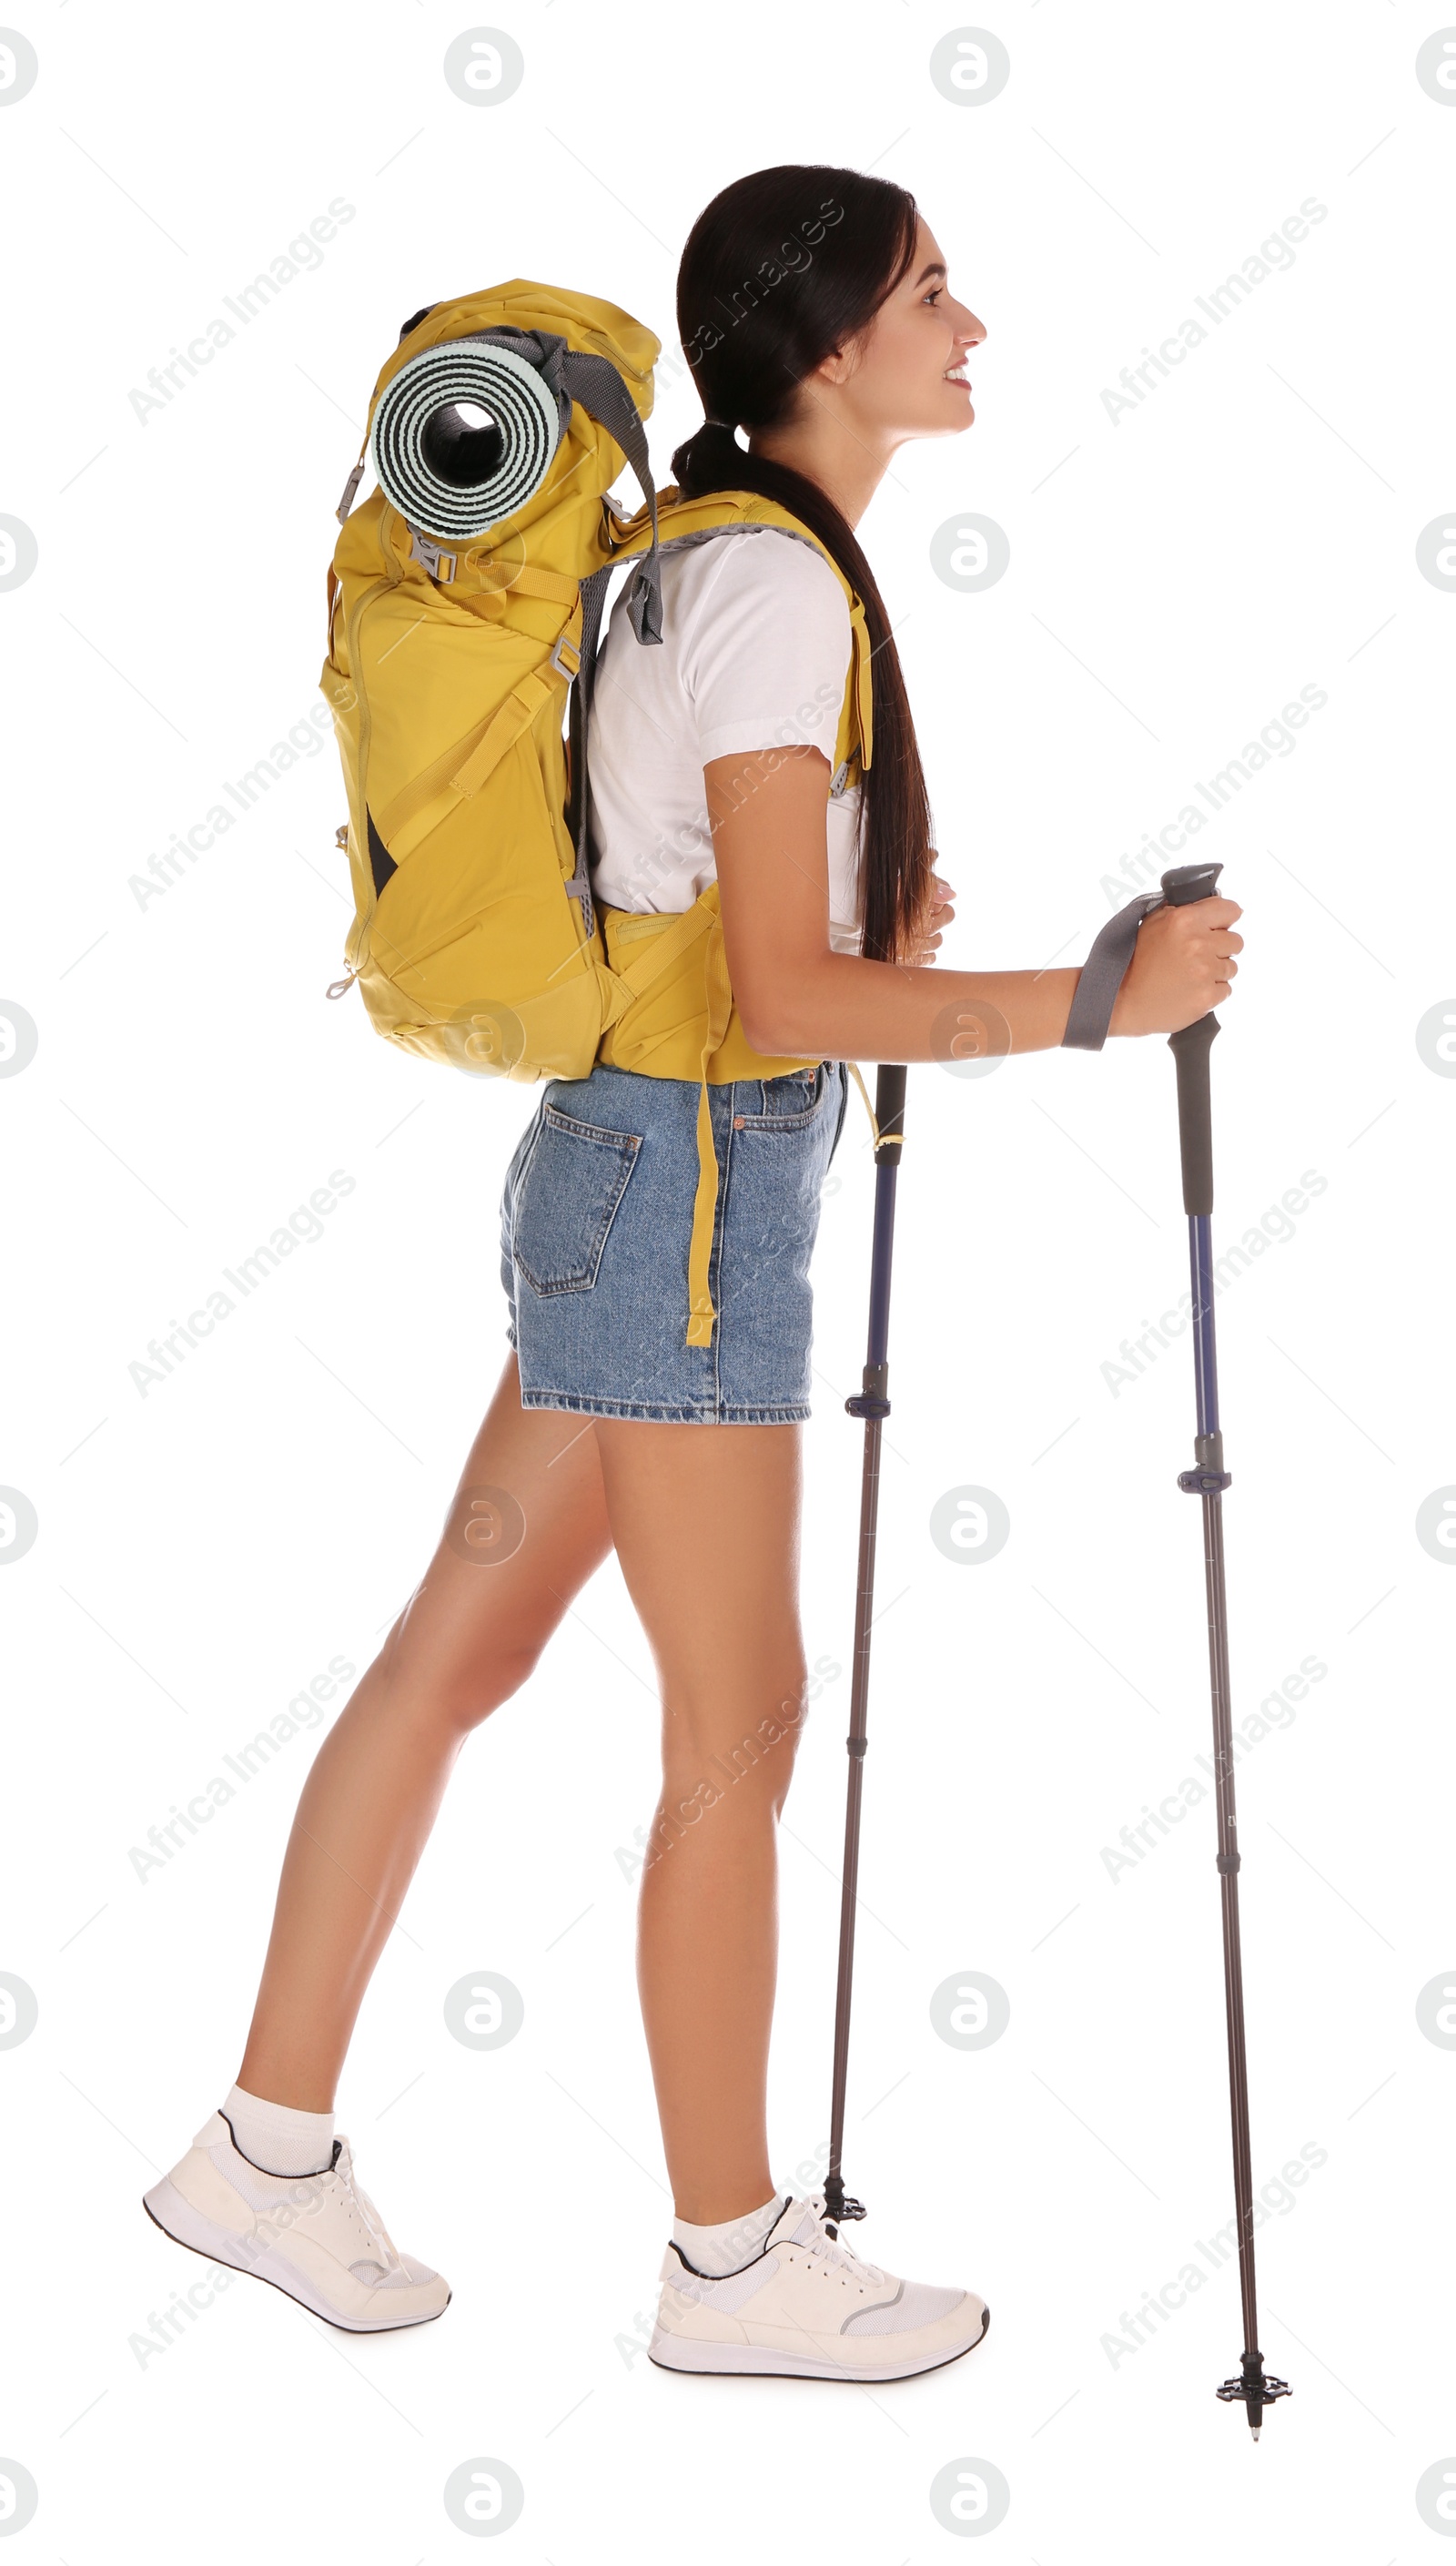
320, 279, 874, 1344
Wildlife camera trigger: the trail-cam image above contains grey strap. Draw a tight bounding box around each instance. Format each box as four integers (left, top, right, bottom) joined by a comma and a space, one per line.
336, 455, 366, 524
563, 563, 613, 936
575, 563, 612, 745
557, 348, 662, 645
1061, 891, 1163, 1050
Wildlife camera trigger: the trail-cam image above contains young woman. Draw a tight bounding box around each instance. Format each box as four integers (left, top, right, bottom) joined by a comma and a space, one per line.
144, 167, 1241, 2379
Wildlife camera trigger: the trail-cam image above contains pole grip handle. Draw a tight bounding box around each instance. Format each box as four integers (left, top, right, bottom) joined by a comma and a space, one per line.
1168, 1014, 1219, 1213
1160, 864, 1224, 1217
874, 1064, 907, 1163
1160, 860, 1223, 908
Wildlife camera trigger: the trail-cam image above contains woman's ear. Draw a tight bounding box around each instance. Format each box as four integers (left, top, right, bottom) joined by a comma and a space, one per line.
807, 330, 866, 393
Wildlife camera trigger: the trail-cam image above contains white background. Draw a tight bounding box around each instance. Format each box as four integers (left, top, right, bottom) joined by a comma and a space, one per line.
2, 0, 1453, 2557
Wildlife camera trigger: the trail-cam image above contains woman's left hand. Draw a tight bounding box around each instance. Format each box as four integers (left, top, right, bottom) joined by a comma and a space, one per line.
909, 862, 956, 963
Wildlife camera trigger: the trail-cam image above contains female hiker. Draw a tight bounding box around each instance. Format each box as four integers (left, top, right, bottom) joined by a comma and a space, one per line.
144, 164, 1241, 2378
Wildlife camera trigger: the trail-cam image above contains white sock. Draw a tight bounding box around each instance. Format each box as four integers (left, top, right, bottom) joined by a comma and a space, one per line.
222, 2083, 335, 2176
672, 2191, 783, 2277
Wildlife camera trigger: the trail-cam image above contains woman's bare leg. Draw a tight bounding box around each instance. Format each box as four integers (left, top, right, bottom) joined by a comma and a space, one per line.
593, 1419, 807, 2225
237, 1369, 809, 2229
237, 1355, 612, 2111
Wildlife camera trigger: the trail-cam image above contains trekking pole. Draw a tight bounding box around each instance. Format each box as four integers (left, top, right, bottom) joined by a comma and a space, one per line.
1161, 860, 1289, 2439
824, 1063, 907, 2237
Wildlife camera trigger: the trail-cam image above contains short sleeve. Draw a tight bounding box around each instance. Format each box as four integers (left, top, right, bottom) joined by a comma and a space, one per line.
680, 531, 852, 766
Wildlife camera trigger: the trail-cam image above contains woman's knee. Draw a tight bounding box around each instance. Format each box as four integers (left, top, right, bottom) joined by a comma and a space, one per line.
445, 1644, 542, 1735
375, 1629, 544, 1739
661, 1673, 809, 1815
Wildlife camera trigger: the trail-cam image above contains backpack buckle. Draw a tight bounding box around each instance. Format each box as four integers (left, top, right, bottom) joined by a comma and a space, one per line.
410, 530, 458, 583
550, 630, 581, 682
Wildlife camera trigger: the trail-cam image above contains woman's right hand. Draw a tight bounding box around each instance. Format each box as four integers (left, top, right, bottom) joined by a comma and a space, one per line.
1108, 895, 1244, 1036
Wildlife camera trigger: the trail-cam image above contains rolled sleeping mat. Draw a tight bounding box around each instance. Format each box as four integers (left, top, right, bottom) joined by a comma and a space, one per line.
369, 336, 564, 543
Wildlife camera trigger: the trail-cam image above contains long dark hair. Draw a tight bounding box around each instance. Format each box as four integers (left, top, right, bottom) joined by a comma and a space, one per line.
672, 166, 934, 966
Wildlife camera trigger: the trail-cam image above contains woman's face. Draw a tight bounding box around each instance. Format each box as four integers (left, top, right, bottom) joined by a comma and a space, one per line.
811, 216, 985, 449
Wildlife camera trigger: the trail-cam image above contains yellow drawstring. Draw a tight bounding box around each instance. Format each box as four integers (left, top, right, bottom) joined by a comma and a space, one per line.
683, 910, 735, 1347
844, 1060, 899, 1153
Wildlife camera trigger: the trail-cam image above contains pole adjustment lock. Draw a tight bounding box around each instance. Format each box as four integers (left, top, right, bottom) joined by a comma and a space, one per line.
846, 1394, 891, 1419
1216, 1851, 1241, 1874
1178, 1466, 1232, 1494
822, 2176, 867, 2236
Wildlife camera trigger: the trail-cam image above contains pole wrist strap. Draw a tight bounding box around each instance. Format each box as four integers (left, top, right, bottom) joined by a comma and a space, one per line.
1061, 890, 1163, 1051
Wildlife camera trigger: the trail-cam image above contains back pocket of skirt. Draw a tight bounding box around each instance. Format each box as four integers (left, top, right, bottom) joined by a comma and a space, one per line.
512, 1106, 642, 1296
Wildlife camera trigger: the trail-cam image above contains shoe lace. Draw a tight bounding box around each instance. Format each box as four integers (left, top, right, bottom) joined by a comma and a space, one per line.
798, 2194, 885, 2287
332, 2137, 399, 2267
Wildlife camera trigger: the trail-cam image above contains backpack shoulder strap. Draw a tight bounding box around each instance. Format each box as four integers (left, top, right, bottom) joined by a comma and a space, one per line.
604, 489, 875, 776
570, 491, 875, 935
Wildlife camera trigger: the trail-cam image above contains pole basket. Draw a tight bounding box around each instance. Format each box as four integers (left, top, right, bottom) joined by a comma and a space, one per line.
1217, 2354, 1291, 2438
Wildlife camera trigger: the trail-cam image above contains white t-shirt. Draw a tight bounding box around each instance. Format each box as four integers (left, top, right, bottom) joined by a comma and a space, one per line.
586, 527, 864, 954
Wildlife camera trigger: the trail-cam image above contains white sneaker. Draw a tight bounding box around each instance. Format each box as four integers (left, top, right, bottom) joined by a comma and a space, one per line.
649, 2193, 989, 2381
142, 2111, 450, 2333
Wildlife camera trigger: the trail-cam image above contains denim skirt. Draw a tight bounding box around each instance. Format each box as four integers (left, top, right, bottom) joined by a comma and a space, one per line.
499, 1059, 849, 1424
